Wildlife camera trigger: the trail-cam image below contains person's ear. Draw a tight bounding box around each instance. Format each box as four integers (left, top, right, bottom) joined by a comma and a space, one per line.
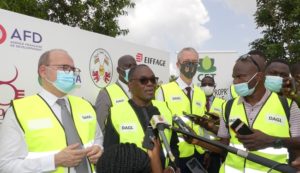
176, 61, 181, 69
128, 80, 133, 93
39, 65, 47, 78
117, 66, 122, 75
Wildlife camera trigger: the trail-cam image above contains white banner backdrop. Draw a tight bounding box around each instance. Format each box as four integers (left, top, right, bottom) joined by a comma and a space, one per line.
194, 51, 238, 99
0, 9, 170, 122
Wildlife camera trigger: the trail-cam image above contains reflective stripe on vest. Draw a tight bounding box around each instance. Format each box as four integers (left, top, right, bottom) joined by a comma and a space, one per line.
26, 141, 95, 159
230, 144, 288, 155
106, 83, 129, 106
158, 81, 206, 157
223, 92, 290, 173
13, 95, 97, 173
221, 164, 276, 173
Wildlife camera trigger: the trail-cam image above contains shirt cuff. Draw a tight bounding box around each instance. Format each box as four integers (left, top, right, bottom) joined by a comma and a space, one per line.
44, 154, 56, 172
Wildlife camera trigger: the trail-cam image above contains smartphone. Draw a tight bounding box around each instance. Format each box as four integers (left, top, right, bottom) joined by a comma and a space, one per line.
186, 157, 207, 173
184, 114, 199, 121
142, 126, 155, 150
205, 111, 219, 119
183, 112, 207, 121
291, 78, 297, 93
230, 118, 253, 135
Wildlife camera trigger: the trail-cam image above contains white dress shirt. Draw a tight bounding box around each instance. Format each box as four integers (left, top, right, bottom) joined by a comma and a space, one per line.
117, 79, 131, 98
156, 77, 194, 101
0, 89, 103, 173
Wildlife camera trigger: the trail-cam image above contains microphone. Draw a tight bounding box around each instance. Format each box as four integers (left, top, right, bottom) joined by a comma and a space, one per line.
170, 127, 298, 173
150, 115, 175, 162
173, 115, 195, 135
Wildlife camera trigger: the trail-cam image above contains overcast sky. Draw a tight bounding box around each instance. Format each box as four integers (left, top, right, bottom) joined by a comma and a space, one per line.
117, 0, 262, 75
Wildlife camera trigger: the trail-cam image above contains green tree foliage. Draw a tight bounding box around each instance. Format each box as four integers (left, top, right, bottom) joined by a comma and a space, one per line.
251, 0, 300, 63
0, 0, 135, 37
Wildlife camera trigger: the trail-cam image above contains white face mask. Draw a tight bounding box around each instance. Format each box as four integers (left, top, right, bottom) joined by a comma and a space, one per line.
201, 86, 214, 96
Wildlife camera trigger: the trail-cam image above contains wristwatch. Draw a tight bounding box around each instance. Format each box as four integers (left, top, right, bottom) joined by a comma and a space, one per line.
273, 139, 283, 148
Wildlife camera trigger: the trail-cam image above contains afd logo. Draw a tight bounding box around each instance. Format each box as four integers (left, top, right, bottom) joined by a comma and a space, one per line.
198, 56, 216, 73
10, 28, 42, 43
0, 23, 43, 51
0, 24, 7, 44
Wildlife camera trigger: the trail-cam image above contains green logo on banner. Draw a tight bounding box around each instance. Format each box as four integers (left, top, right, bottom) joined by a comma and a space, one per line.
198, 56, 216, 73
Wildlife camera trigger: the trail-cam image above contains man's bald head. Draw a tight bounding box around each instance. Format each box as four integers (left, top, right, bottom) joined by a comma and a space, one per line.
118, 55, 136, 67
117, 55, 137, 83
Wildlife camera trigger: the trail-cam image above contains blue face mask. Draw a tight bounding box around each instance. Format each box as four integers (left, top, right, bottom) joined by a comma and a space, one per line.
234, 73, 258, 97
264, 75, 283, 93
52, 70, 75, 93
124, 69, 130, 82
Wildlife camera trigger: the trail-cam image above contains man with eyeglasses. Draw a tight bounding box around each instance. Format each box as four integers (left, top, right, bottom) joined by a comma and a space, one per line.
0, 49, 103, 173
94, 55, 137, 135
228, 50, 267, 100
156, 47, 207, 173
103, 64, 177, 172
218, 53, 300, 173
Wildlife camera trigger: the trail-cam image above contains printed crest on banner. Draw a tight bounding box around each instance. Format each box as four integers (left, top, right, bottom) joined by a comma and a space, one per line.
89, 48, 113, 88
198, 56, 217, 73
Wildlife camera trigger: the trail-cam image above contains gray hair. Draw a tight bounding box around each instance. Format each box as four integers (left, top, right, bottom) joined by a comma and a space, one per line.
37, 49, 68, 85
177, 47, 199, 62
38, 49, 69, 75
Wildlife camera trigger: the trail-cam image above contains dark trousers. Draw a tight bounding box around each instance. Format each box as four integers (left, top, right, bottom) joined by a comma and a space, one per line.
206, 152, 221, 173
176, 151, 205, 173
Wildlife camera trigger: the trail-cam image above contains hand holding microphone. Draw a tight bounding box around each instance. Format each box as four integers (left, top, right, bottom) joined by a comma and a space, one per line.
150, 115, 175, 162
173, 115, 200, 145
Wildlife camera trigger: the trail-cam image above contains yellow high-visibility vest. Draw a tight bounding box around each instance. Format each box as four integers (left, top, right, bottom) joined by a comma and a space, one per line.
156, 81, 206, 158
110, 100, 173, 167
13, 95, 97, 173
206, 97, 225, 140
105, 83, 129, 106
220, 92, 290, 173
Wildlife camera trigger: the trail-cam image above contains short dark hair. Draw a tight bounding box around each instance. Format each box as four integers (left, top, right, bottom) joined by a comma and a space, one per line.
248, 50, 266, 60
96, 143, 151, 173
291, 61, 300, 77
118, 55, 135, 67
266, 58, 289, 69
201, 76, 215, 84
128, 64, 149, 81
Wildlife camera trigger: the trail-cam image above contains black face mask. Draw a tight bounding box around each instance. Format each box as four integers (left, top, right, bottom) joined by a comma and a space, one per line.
179, 62, 198, 79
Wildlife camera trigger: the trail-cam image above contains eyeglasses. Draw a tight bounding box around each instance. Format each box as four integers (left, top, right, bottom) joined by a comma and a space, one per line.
180, 61, 199, 65
239, 54, 261, 72
47, 64, 81, 75
131, 77, 159, 85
